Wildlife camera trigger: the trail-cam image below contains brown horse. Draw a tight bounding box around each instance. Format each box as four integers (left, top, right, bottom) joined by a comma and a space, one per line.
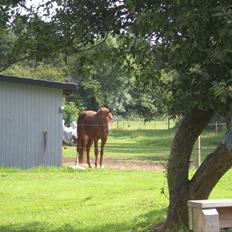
76, 107, 113, 168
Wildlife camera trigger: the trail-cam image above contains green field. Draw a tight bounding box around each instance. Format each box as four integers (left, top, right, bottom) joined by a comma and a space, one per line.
0, 167, 232, 232
0, 121, 230, 232
0, 168, 167, 232
63, 120, 225, 164
1, 167, 232, 232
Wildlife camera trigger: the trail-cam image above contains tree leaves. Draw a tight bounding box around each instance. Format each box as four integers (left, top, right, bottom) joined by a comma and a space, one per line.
211, 80, 232, 104
1, 0, 232, 119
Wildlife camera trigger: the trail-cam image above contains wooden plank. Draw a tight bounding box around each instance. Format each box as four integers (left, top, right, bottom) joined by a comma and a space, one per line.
189, 208, 219, 232
192, 208, 203, 232
202, 209, 219, 232
189, 206, 193, 230
188, 199, 232, 209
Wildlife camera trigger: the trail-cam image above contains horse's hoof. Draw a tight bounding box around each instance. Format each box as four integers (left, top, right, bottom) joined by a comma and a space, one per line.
100, 165, 104, 169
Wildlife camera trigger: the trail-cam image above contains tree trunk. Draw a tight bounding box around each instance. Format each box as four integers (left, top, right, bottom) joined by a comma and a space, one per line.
189, 143, 232, 199
162, 108, 208, 230
163, 107, 232, 231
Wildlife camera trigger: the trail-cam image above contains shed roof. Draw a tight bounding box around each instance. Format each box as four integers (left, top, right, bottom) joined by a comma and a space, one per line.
0, 74, 78, 95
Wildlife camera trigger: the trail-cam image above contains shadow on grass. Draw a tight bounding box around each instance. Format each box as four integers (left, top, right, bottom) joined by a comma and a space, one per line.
132, 208, 167, 232
0, 209, 167, 232
0, 222, 129, 232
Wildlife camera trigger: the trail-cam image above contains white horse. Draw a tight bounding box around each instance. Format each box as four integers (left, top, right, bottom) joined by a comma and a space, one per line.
63, 120, 77, 144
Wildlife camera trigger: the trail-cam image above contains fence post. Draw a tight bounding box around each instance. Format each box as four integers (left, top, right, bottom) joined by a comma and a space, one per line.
195, 135, 201, 169
168, 118, 170, 130
215, 121, 218, 133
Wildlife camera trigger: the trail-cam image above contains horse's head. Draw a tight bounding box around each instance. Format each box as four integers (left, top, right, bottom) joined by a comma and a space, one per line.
97, 107, 113, 135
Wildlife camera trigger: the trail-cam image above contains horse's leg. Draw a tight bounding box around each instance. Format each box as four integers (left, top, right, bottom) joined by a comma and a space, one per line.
75, 136, 81, 166
76, 135, 84, 165
100, 138, 107, 168
94, 139, 99, 168
75, 146, 79, 166
86, 138, 93, 168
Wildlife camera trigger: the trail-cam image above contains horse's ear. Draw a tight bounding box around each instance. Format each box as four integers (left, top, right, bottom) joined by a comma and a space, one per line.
104, 106, 112, 113
97, 108, 104, 114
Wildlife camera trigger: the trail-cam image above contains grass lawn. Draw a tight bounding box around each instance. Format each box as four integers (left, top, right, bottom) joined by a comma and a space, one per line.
0, 167, 232, 232
0, 120, 230, 232
0, 168, 168, 232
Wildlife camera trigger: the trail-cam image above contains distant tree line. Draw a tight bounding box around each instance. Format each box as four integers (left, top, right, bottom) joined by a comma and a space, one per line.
2, 36, 162, 121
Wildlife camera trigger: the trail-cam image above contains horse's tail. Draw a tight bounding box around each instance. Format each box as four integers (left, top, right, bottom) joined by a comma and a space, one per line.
76, 136, 86, 149
76, 134, 88, 164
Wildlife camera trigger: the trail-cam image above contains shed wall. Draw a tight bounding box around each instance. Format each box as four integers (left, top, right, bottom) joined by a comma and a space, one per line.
0, 82, 63, 168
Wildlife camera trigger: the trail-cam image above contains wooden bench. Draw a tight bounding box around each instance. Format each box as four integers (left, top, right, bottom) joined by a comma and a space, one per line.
188, 199, 232, 232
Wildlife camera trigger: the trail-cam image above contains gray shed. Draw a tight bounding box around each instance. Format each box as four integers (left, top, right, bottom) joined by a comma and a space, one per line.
0, 75, 77, 168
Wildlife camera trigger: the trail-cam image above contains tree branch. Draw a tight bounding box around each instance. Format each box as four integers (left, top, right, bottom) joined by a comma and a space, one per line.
72, 34, 109, 53
189, 143, 232, 199
0, 57, 28, 73
189, 105, 232, 198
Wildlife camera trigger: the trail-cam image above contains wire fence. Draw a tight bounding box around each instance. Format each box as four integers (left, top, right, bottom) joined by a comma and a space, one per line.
112, 119, 176, 130
65, 120, 227, 164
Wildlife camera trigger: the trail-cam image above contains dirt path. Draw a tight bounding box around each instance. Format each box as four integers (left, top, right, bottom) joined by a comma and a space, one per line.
63, 157, 166, 170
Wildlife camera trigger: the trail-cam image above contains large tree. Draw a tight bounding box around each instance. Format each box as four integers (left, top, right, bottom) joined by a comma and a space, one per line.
52, 1, 232, 230
2, 0, 232, 230
121, 2, 232, 230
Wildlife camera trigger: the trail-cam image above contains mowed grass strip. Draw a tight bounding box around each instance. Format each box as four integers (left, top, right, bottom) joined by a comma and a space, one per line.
0, 168, 168, 232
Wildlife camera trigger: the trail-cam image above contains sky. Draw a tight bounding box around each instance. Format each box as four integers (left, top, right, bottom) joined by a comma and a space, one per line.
25, 0, 44, 8
23, 0, 58, 20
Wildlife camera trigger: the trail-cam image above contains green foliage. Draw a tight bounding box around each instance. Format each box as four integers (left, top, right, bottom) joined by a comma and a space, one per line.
6, 0, 230, 118
67, 36, 136, 113
1, 1, 232, 118
63, 101, 78, 125
125, 1, 232, 117
211, 80, 232, 104
0, 1, 25, 28
2, 62, 67, 82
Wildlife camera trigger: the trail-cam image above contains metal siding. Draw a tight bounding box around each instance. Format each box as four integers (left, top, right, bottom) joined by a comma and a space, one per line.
0, 82, 63, 168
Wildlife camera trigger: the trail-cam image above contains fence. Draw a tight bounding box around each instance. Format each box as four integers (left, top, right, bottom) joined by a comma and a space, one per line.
112, 118, 176, 130
65, 120, 227, 167
194, 123, 227, 168
207, 122, 227, 133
